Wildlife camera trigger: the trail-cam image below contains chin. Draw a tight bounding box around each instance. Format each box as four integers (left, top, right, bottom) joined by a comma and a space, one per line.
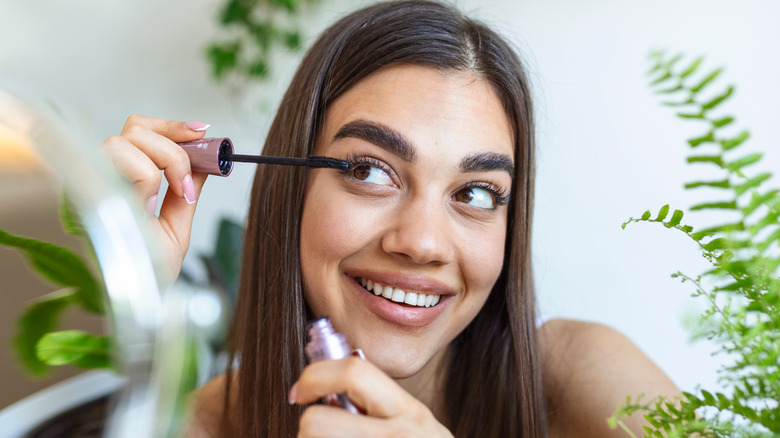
360, 341, 441, 379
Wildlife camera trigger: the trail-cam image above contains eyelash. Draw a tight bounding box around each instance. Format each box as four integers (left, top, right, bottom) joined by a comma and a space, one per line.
341, 154, 395, 179
339, 154, 510, 208
462, 181, 511, 208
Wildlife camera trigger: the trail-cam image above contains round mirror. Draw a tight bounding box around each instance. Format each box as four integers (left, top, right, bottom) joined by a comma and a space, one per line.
0, 89, 218, 437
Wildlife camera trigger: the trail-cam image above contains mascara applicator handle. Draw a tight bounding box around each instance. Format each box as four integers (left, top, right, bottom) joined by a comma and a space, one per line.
177, 137, 235, 177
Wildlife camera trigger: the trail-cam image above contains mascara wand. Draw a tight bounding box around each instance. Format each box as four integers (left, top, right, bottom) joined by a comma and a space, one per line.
177, 137, 349, 177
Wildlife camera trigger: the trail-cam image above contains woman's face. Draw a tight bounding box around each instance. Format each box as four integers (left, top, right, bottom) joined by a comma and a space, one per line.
300, 65, 514, 379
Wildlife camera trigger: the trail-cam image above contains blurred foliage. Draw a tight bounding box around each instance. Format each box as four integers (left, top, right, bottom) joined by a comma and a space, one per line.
206, 0, 321, 83
2, 196, 110, 375
4, 193, 244, 379
179, 217, 244, 352
611, 52, 780, 437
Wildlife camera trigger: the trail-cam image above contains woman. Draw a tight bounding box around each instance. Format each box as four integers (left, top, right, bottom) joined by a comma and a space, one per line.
102, 1, 679, 436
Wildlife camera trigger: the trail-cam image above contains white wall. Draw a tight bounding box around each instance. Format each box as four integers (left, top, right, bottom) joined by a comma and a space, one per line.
3, 0, 778, 396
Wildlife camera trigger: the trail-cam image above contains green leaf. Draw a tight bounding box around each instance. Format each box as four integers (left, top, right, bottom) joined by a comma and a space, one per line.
714, 279, 753, 292
667, 210, 684, 227
758, 228, 780, 252
655, 85, 683, 95
36, 330, 111, 369
676, 111, 704, 119
702, 238, 749, 251
719, 130, 750, 151
679, 57, 703, 79
283, 31, 301, 49
221, 0, 251, 25
686, 155, 724, 167
0, 228, 102, 313
641, 210, 652, 220
655, 205, 670, 221
691, 68, 723, 93
650, 72, 673, 86
664, 53, 684, 70
59, 194, 86, 238
701, 85, 733, 110
206, 42, 240, 80
687, 131, 715, 147
684, 179, 730, 189
726, 153, 762, 172
734, 173, 771, 196
690, 201, 737, 211
248, 59, 269, 78
13, 290, 75, 375
742, 189, 779, 216
711, 116, 734, 128
694, 222, 745, 236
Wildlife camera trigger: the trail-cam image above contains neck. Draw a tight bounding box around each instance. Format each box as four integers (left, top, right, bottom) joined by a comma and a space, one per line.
394, 347, 449, 421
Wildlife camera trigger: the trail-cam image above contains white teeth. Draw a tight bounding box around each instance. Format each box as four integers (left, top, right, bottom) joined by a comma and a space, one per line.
382, 287, 393, 299
357, 277, 441, 308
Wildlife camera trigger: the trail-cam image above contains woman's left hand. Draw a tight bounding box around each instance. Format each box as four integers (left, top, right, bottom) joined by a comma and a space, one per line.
290, 357, 453, 437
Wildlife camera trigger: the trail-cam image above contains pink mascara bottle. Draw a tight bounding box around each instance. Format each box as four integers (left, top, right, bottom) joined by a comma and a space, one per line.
304, 317, 362, 414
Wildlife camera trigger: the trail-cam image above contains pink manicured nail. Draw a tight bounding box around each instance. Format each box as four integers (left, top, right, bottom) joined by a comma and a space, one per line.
288, 383, 298, 405
182, 174, 196, 204
144, 195, 158, 219
185, 122, 210, 132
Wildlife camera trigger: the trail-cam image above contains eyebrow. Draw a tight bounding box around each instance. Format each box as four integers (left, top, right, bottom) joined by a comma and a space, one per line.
459, 152, 515, 176
333, 120, 416, 163
333, 119, 514, 176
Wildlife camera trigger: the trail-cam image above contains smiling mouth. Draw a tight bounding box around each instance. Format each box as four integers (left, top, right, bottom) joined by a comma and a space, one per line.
356, 277, 441, 308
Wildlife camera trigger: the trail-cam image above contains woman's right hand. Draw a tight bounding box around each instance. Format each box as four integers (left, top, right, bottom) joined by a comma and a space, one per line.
99, 114, 211, 281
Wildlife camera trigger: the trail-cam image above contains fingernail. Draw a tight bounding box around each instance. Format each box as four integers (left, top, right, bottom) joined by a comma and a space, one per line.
351, 348, 366, 360
144, 195, 158, 219
185, 122, 210, 132
182, 174, 196, 204
288, 383, 298, 405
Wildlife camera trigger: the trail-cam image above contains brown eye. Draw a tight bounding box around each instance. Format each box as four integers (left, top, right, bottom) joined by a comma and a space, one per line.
454, 186, 496, 209
345, 161, 392, 185
454, 189, 474, 203
352, 165, 371, 180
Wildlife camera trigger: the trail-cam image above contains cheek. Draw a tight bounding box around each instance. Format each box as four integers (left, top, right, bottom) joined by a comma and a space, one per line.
299, 180, 385, 284
461, 222, 507, 296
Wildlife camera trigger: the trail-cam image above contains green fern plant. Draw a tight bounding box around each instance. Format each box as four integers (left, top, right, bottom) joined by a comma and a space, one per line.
609, 52, 780, 437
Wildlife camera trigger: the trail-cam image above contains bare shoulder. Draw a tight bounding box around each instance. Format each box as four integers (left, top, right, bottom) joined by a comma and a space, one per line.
181, 373, 233, 438
538, 318, 679, 438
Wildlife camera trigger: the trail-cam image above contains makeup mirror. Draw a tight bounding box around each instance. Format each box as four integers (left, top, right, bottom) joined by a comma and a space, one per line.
0, 89, 220, 437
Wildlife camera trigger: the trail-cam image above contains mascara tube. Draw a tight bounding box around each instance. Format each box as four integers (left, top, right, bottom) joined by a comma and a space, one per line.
178, 137, 234, 177
304, 317, 362, 414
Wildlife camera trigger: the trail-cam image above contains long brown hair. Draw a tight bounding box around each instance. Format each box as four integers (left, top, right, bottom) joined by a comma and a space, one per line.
226, 1, 544, 436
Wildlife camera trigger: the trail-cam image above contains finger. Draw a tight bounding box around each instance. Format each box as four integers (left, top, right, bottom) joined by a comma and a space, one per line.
156, 171, 208, 257
121, 114, 210, 143
298, 405, 390, 438
120, 128, 200, 201
99, 135, 162, 202
293, 358, 411, 418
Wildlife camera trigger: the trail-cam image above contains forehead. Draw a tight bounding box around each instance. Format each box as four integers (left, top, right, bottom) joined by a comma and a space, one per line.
318, 65, 514, 159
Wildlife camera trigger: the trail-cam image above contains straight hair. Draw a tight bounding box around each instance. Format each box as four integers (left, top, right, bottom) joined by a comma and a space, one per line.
225, 1, 545, 436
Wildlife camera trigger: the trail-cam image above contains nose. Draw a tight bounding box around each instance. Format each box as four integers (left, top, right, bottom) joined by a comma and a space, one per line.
380, 194, 455, 265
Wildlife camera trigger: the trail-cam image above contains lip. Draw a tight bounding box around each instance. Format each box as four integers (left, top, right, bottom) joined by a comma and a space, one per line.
344, 270, 455, 329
